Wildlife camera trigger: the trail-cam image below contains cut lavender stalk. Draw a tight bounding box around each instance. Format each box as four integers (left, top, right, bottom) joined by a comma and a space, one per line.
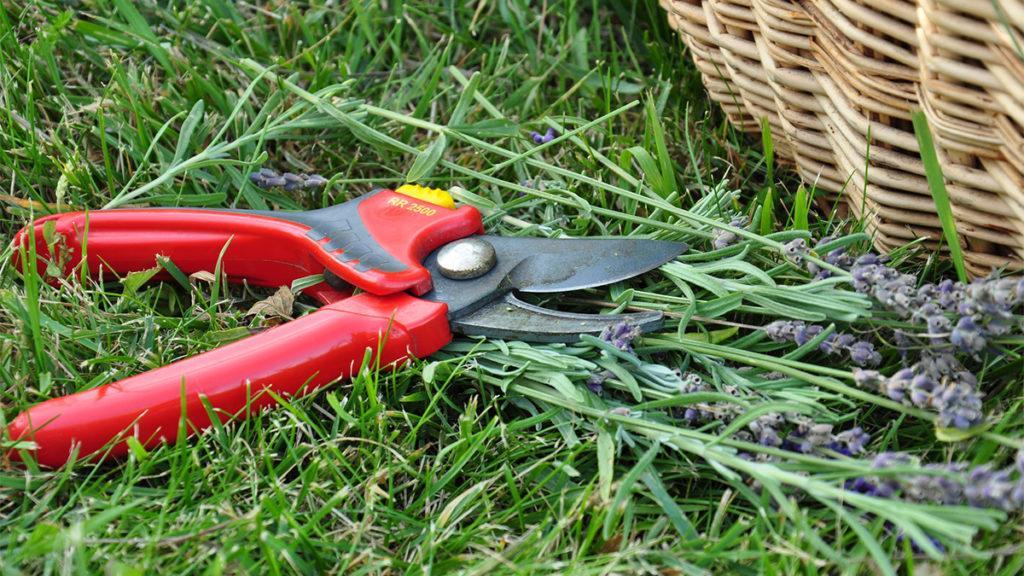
847, 451, 1024, 513
250, 167, 329, 191
763, 320, 881, 367
851, 367, 985, 429
777, 242, 1023, 430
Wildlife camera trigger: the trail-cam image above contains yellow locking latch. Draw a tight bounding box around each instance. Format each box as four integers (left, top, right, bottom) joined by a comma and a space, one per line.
395, 184, 456, 210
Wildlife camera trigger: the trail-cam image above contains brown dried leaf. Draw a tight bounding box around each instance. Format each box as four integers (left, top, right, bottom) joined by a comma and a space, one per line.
246, 286, 294, 320
0, 194, 64, 212
189, 270, 217, 283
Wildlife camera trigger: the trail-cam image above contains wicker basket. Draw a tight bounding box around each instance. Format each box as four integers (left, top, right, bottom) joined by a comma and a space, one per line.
661, 0, 1024, 275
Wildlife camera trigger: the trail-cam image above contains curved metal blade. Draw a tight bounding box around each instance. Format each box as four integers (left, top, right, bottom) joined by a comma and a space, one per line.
501, 236, 686, 293
452, 293, 664, 343
423, 236, 685, 319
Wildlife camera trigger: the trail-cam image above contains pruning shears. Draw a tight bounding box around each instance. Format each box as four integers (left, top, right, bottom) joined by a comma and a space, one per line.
6, 185, 684, 467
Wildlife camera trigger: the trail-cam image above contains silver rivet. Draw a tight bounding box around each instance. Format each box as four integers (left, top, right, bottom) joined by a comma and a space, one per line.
437, 238, 497, 280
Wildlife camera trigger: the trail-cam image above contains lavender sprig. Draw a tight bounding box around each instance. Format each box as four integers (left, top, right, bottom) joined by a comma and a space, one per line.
847, 451, 1024, 513
780, 243, 1023, 429
848, 254, 1023, 351
852, 367, 984, 429
249, 167, 328, 191
672, 370, 870, 456
764, 320, 881, 367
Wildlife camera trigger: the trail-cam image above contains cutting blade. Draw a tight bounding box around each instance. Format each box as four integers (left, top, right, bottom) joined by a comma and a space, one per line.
422, 235, 685, 342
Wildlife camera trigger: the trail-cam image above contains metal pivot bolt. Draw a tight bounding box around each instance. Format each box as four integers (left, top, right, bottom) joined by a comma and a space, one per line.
436, 238, 497, 280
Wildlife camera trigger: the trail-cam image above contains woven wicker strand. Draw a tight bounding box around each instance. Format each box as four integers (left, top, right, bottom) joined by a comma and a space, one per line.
662, 0, 1024, 275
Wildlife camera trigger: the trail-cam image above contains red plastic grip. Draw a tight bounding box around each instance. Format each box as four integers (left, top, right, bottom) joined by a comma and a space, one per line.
10, 189, 483, 298
355, 190, 484, 294
11, 208, 353, 303
6, 293, 451, 467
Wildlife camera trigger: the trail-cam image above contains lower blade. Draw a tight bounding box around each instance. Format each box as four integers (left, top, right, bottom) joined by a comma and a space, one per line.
452, 292, 663, 343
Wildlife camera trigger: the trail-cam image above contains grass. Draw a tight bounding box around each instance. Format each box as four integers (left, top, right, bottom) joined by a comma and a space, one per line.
1, 1, 1022, 574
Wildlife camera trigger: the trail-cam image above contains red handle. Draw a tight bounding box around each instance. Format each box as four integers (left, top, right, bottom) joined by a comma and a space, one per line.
12, 208, 353, 304
6, 293, 451, 467
11, 189, 483, 299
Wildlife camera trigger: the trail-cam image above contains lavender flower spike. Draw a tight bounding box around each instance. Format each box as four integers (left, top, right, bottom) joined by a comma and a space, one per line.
599, 322, 642, 353
764, 321, 881, 366
251, 167, 329, 190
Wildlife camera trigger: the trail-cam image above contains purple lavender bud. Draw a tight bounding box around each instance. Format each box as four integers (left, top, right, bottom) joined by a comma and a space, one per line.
764, 320, 800, 343
939, 404, 984, 430
712, 230, 738, 250
885, 368, 915, 402
531, 127, 557, 144
934, 279, 965, 310
262, 176, 287, 188
758, 427, 781, 447
258, 167, 279, 178
954, 370, 978, 389
712, 218, 747, 250
825, 248, 851, 267
935, 381, 984, 429
835, 427, 870, 454
991, 278, 1018, 308
918, 351, 959, 379
852, 369, 885, 391
587, 370, 612, 394
748, 414, 783, 447
909, 374, 938, 408
964, 466, 1016, 510
784, 433, 812, 453
846, 477, 880, 496
926, 314, 951, 335
811, 246, 852, 279
600, 321, 642, 353
850, 266, 874, 293
793, 323, 824, 346
281, 172, 304, 191
782, 238, 809, 265
679, 372, 705, 394
854, 253, 885, 267
950, 315, 986, 354
820, 333, 856, 355
806, 423, 834, 447
303, 174, 328, 188
847, 340, 882, 367
872, 452, 911, 471
987, 316, 1013, 336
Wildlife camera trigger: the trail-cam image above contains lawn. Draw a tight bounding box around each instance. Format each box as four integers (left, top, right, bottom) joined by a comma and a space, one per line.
1, 1, 1022, 574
